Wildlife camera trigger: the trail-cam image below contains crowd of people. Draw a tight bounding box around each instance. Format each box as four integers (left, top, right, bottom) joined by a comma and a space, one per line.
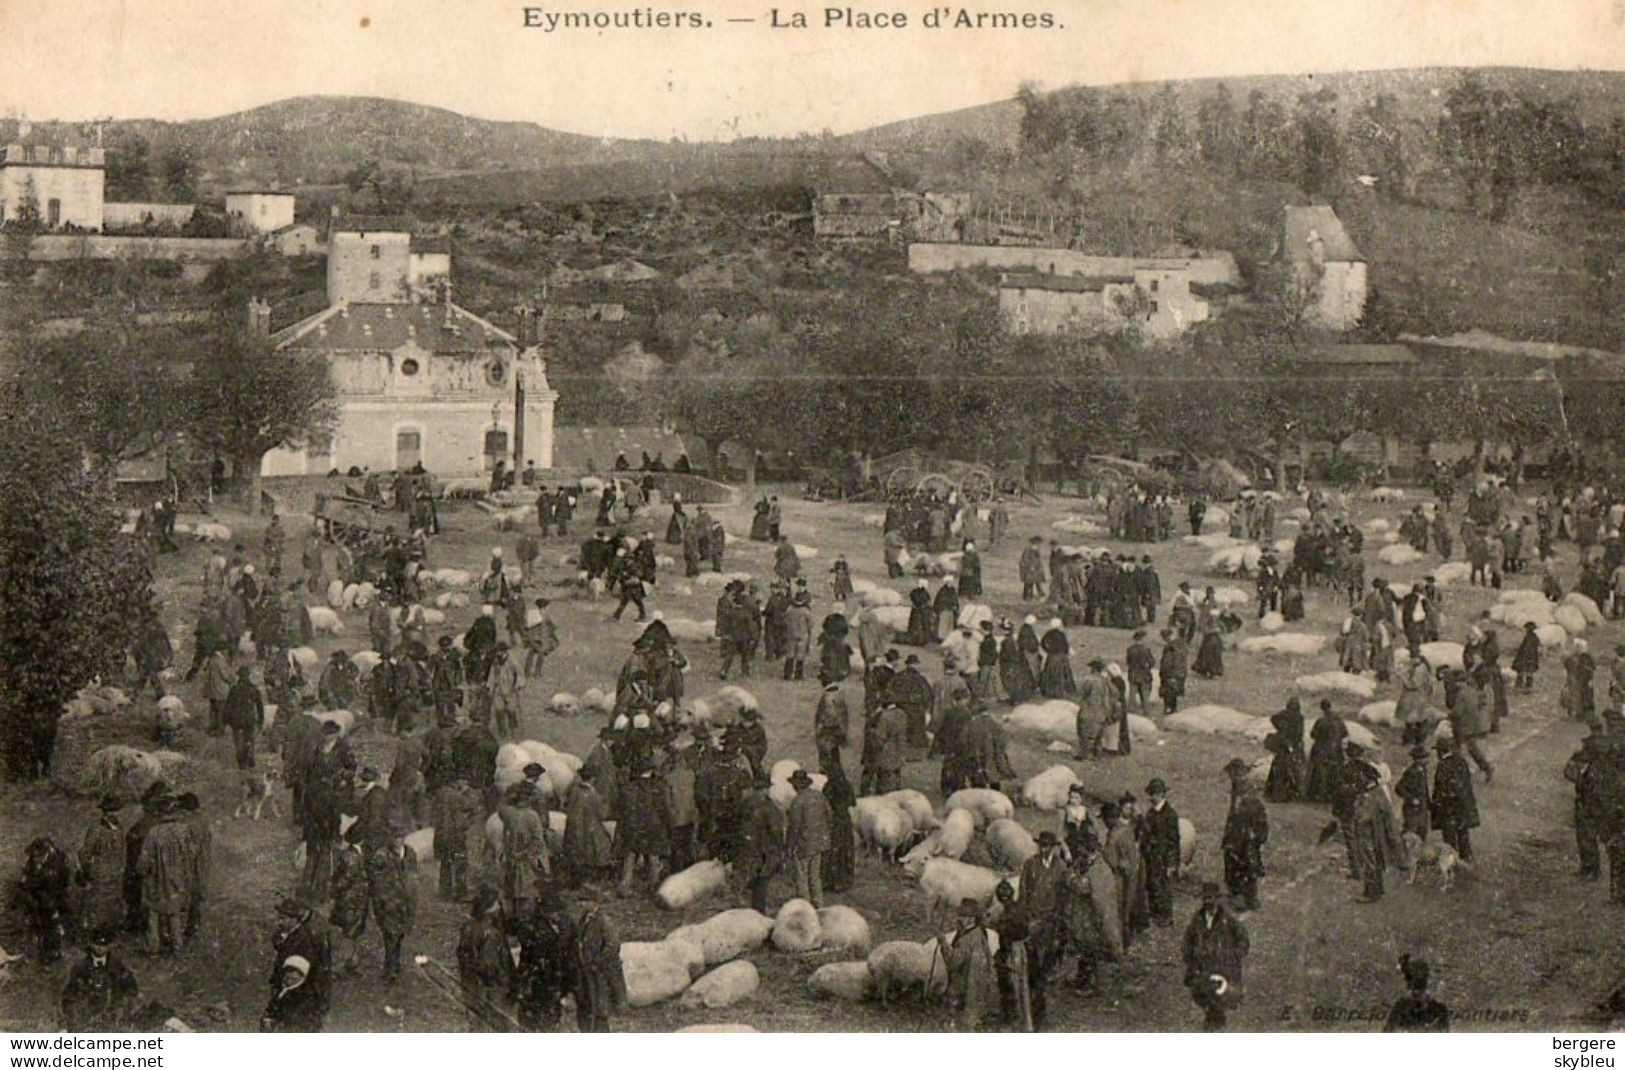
13, 462, 1625, 1035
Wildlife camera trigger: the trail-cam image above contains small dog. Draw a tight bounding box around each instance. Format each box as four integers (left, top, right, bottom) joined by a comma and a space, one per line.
1402, 831, 1461, 887
235, 767, 283, 821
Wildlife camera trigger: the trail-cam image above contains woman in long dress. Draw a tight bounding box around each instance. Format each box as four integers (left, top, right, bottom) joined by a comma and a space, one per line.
1039, 621, 1077, 698
998, 622, 1037, 704
1193, 595, 1225, 678
1263, 698, 1306, 803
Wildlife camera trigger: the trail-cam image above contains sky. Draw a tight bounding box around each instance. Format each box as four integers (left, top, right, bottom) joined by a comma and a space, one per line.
2, 0, 1622, 141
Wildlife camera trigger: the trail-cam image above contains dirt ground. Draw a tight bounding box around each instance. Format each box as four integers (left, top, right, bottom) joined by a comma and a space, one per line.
1, 483, 1618, 1033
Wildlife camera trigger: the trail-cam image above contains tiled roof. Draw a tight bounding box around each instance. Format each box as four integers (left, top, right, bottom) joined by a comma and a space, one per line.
330, 214, 414, 235
276, 301, 516, 354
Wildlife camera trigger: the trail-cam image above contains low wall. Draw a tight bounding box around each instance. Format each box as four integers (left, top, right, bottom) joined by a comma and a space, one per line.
907, 242, 1241, 286
16, 234, 248, 262
103, 202, 198, 230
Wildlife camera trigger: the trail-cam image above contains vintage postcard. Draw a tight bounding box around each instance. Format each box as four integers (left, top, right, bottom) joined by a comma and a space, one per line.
0, 0, 1621, 1039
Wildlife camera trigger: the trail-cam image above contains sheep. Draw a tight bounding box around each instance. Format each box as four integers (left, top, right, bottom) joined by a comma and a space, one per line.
935, 808, 976, 859
854, 801, 915, 859
621, 941, 697, 1007
1238, 633, 1327, 656
1051, 515, 1105, 536
770, 898, 824, 952
1364, 518, 1392, 533
808, 961, 874, 1002
944, 788, 1015, 828
84, 686, 131, 715
678, 960, 759, 1009
856, 586, 904, 609
1489, 600, 1555, 628
1381, 531, 1401, 545
682, 699, 713, 727
156, 694, 188, 719
899, 830, 946, 873
1404, 641, 1466, 669
1208, 546, 1262, 576
1021, 765, 1080, 811
580, 688, 614, 716
1432, 562, 1473, 586
771, 759, 803, 784
985, 818, 1039, 869
1536, 623, 1571, 648
956, 604, 993, 631
326, 579, 347, 609
866, 605, 911, 631
306, 606, 345, 636
1211, 586, 1252, 608
1260, 611, 1286, 633
713, 686, 759, 720
793, 544, 820, 561
881, 789, 938, 831
310, 709, 356, 736
548, 692, 581, 717
665, 618, 717, 643
1185, 533, 1244, 550
433, 591, 471, 610
1205, 505, 1231, 528
1563, 592, 1605, 626
193, 522, 234, 543
696, 571, 753, 588
1377, 544, 1424, 567
289, 646, 320, 677
817, 906, 872, 955
918, 858, 1005, 929
1004, 700, 1081, 743
861, 513, 887, 529
1178, 818, 1199, 866
1295, 672, 1377, 700
421, 608, 447, 626
1555, 605, 1589, 636
88, 746, 163, 797
1099, 713, 1161, 750
1164, 705, 1261, 738
656, 860, 730, 912
1357, 700, 1400, 727
403, 828, 435, 863
866, 941, 938, 1002
665, 908, 775, 966
656, 554, 677, 569
1368, 487, 1406, 503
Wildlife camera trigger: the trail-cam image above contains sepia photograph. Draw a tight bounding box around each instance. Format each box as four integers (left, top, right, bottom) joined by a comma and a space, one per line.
0, 0, 1622, 1039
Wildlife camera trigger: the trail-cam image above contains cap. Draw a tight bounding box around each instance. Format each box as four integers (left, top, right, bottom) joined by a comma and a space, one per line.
1409, 745, 1429, 760
1036, 831, 1060, 847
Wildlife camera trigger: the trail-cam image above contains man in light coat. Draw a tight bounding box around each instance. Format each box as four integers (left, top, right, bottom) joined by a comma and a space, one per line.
785, 770, 832, 907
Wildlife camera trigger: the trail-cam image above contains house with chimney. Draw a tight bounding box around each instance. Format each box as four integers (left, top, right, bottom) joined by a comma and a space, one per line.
259, 213, 558, 478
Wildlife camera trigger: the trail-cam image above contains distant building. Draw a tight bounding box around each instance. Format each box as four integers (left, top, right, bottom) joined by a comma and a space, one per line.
1283, 205, 1367, 330
326, 214, 415, 305
0, 141, 106, 230
999, 264, 1216, 340
549, 259, 660, 285
262, 217, 558, 478
909, 243, 1243, 287
225, 190, 296, 234
408, 235, 452, 291
811, 152, 968, 243
267, 222, 325, 257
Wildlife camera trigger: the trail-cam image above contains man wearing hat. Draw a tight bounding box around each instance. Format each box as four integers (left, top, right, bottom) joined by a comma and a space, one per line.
784, 587, 813, 682
1015, 831, 1067, 1020
1430, 736, 1480, 862
456, 886, 515, 1031
1074, 659, 1115, 760
1125, 630, 1156, 718
1350, 762, 1404, 902
488, 641, 526, 740
1396, 745, 1433, 840
60, 927, 139, 1032
1170, 581, 1198, 643
135, 794, 190, 955
270, 893, 331, 1016
1385, 954, 1450, 1032
940, 898, 999, 1032
786, 769, 832, 907
871, 701, 907, 793
261, 954, 325, 1032
1142, 779, 1181, 927
1182, 881, 1248, 1031
1020, 536, 1046, 602
77, 797, 126, 938
892, 653, 934, 754
364, 833, 418, 983
736, 772, 785, 914
1159, 627, 1188, 715
814, 681, 851, 773
1221, 759, 1269, 911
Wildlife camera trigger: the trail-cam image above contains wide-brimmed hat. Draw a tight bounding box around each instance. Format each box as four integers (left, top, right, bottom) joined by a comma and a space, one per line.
1036, 831, 1060, 847
789, 769, 813, 788
1146, 778, 1168, 796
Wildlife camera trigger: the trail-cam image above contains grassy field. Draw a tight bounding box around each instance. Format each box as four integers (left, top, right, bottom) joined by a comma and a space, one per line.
0, 483, 1616, 1032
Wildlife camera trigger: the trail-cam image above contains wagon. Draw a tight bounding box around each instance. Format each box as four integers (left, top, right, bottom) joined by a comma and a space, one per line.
312, 492, 393, 546
873, 449, 1001, 504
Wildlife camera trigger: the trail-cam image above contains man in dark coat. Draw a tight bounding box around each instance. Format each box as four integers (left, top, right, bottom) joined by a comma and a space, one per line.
570, 890, 626, 1032
1396, 745, 1432, 838
1430, 736, 1480, 861
1307, 699, 1348, 803
59, 929, 139, 1032
1142, 779, 1181, 927
1158, 629, 1188, 714
223, 666, 264, 770
1385, 954, 1450, 1032
736, 774, 784, 913
814, 682, 850, 773
269, 895, 332, 1020
1016, 832, 1068, 1019
1125, 630, 1156, 716
1221, 759, 1268, 911
366, 838, 418, 982
958, 541, 983, 599
890, 654, 934, 753
456, 888, 514, 1031
1183, 882, 1249, 1031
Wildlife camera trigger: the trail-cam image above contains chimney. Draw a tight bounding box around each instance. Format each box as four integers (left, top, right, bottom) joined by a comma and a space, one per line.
247, 297, 271, 337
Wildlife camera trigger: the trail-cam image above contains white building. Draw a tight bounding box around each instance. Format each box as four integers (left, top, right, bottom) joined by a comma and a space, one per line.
1283, 205, 1368, 331
0, 141, 105, 230
999, 264, 1216, 340
226, 190, 296, 234
263, 216, 557, 479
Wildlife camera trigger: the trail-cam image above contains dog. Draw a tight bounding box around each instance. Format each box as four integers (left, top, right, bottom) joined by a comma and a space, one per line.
1402, 831, 1461, 887
234, 767, 283, 821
